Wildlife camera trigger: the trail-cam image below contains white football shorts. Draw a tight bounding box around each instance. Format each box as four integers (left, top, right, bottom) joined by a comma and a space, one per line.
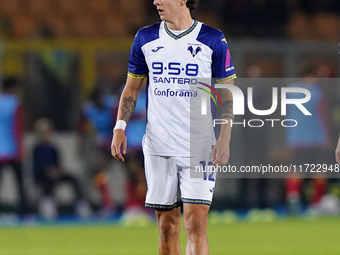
144, 155, 217, 210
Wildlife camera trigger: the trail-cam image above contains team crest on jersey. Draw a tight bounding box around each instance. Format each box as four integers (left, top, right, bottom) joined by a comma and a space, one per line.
187, 46, 202, 57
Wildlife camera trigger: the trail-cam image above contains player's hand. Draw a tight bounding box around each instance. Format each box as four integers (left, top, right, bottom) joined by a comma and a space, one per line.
111, 129, 127, 162
212, 139, 230, 167
336, 137, 340, 164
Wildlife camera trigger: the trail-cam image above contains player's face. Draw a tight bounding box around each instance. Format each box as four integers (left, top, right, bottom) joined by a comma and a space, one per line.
153, 0, 182, 22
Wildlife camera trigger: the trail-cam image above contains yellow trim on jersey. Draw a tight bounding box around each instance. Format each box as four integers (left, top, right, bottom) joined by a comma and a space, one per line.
127, 72, 147, 79
216, 74, 237, 84
165, 19, 198, 40
221, 38, 228, 44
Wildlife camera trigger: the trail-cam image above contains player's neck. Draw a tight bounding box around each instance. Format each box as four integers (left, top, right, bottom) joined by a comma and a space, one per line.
166, 14, 193, 31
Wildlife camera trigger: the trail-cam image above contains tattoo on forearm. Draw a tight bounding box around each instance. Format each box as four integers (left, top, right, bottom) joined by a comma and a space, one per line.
223, 100, 233, 114
121, 96, 136, 122
221, 100, 234, 120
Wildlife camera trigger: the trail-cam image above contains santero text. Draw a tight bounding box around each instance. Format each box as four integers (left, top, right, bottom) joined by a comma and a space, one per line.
153, 77, 198, 85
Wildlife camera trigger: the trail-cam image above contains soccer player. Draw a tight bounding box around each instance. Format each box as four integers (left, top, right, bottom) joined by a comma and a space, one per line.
336, 135, 340, 164
111, 0, 236, 254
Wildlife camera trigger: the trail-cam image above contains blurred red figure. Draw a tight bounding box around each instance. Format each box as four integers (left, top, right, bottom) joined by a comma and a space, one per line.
311, 177, 327, 205
0, 77, 29, 217
285, 65, 331, 211
285, 173, 302, 215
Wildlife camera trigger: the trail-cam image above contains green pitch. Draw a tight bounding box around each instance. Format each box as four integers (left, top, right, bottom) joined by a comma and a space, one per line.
0, 217, 339, 255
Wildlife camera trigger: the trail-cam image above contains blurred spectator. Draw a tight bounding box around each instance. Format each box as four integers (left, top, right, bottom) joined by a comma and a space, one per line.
243, 65, 269, 168
311, 174, 327, 206
285, 66, 330, 207
80, 89, 118, 215
239, 65, 270, 209
0, 77, 29, 217
33, 119, 91, 219
285, 66, 330, 165
26, 25, 80, 131
37, 48, 79, 130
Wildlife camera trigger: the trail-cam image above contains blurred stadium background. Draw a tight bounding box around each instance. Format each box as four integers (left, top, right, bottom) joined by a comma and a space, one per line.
0, 0, 340, 254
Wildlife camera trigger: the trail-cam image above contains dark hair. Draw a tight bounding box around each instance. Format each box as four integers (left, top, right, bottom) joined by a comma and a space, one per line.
186, 0, 199, 12
3, 77, 19, 92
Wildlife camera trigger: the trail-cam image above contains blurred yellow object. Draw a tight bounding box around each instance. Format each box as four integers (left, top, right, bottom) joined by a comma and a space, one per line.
1, 39, 132, 98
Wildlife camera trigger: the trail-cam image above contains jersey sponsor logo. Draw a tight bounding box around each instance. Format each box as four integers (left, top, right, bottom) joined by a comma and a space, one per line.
151, 46, 164, 53
187, 46, 202, 57
152, 62, 199, 77
153, 76, 195, 84
154, 87, 198, 98
221, 38, 228, 44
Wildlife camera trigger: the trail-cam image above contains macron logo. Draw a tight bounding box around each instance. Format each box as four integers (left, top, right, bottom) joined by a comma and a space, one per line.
152, 46, 164, 53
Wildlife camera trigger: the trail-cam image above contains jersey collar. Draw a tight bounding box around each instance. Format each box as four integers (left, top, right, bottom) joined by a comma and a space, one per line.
164, 19, 198, 40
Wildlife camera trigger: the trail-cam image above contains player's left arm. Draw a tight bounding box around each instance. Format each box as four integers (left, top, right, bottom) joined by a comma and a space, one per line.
212, 79, 234, 167
210, 32, 236, 167
336, 134, 340, 164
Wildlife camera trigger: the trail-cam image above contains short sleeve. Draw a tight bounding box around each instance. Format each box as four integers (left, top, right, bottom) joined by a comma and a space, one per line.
212, 33, 237, 83
128, 31, 148, 79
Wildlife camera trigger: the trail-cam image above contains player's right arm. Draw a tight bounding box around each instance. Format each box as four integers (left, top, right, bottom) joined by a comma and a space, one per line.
112, 27, 148, 161
111, 76, 144, 162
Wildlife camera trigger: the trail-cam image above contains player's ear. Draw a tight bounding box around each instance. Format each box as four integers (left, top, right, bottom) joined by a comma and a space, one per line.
180, 0, 188, 7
